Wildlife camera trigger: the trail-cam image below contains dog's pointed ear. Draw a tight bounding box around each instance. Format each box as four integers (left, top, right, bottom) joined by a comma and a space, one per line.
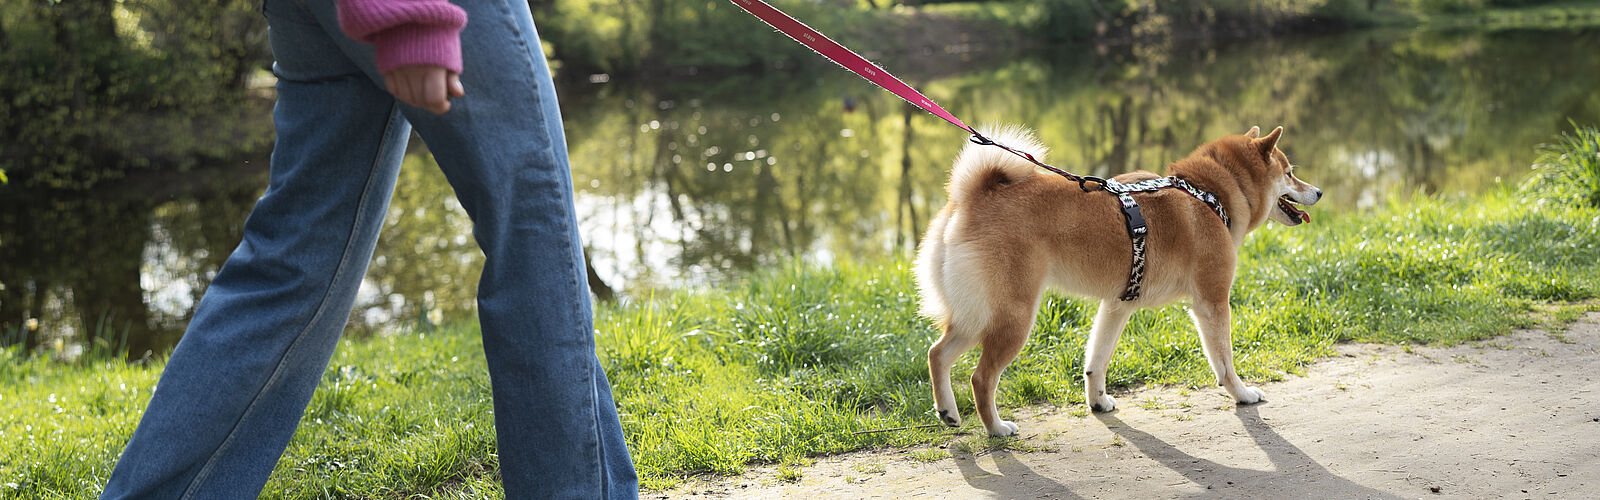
1244, 126, 1261, 139
1252, 126, 1283, 157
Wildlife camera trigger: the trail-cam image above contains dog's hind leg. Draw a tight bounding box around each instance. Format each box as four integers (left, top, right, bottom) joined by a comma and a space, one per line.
970, 308, 1035, 437
929, 323, 980, 428
1191, 296, 1265, 404
1083, 300, 1135, 412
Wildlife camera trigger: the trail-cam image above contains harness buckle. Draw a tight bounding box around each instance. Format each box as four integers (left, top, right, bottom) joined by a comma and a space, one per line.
1123, 201, 1147, 237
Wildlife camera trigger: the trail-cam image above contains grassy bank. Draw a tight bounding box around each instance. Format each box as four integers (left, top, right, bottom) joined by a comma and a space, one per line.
6, 132, 1600, 497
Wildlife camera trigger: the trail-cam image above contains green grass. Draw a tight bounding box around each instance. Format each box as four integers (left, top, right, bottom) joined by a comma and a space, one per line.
1530, 122, 1600, 208
906, 448, 949, 463
0, 327, 505, 499
6, 142, 1600, 497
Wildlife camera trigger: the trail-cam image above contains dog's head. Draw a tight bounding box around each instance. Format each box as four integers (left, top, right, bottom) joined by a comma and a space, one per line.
1209, 126, 1322, 227
1243, 126, 1322, 226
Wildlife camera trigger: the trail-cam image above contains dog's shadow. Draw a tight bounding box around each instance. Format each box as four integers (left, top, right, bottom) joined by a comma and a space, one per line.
1095, 405, 1404, 499
952, 446, 1085, 499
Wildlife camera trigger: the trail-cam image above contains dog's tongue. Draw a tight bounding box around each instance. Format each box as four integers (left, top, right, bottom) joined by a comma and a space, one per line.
1279, 198, 1312, 224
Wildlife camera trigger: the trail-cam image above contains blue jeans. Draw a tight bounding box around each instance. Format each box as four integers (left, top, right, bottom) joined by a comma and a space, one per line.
99, 0, 638, 497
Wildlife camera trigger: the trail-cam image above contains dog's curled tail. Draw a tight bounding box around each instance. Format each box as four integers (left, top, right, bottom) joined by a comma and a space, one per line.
947, 125, 1045, 205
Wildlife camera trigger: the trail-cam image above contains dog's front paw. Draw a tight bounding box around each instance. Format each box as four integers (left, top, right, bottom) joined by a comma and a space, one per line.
986, 420, 1019, 437
1233, 386, 1265, 405
1089, 394, 1117, 413
937, 408, 962, 427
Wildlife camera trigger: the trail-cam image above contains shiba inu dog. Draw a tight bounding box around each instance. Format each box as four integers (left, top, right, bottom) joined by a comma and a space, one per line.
915, 126, 1321, 436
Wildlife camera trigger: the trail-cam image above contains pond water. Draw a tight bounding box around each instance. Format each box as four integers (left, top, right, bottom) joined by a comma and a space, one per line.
4, 27, 1600, 358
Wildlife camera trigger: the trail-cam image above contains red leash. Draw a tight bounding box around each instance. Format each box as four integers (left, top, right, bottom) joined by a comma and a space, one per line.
728, 0, 972, 132
726, 0, 1102, 189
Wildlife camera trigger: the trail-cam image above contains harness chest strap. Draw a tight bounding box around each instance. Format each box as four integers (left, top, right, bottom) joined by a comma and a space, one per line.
1104, 177, 1230, 301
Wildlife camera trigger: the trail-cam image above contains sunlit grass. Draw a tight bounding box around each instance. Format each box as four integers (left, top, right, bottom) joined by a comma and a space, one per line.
5, 157, 1600, 495
1530, 122, 1600, 208
0, 327, 505, 499
260, 327, 503, 499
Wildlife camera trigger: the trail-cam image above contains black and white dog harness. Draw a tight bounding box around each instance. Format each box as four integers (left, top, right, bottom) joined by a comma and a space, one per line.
1101, 177, 1230, 301
964, 132, 1230, 302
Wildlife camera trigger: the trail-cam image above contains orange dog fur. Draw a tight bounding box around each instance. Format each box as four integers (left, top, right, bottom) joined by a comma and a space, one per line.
914, 126, 1322, 436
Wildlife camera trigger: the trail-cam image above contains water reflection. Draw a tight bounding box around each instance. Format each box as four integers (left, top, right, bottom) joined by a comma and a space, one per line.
0, 153, 487, 360
1, 169, 261, 359
360, 151, 482, 333
4, 27, 1599, 357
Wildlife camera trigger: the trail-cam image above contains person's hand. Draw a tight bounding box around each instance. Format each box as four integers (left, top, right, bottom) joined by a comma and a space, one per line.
382, 65, 464, 114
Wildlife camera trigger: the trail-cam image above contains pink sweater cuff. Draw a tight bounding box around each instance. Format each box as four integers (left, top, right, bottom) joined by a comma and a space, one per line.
372, 23, 465, 74
337, 0, 467, 74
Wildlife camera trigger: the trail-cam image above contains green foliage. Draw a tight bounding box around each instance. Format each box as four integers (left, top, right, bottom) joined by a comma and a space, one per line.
535, 0, 962, 75
535, 0, 813, 74
1031, 0, 1109, 41
0, 0, 271, 189
1401, 0, 1489, 14
1528, 122, 1600, 208
1389, 0, 1600, 24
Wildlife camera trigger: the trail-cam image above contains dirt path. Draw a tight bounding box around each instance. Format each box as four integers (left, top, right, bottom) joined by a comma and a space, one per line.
659, 313, 1600, 499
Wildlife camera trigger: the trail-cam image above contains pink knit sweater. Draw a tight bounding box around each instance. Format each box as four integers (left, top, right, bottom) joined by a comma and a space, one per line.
338, 0, 468, 74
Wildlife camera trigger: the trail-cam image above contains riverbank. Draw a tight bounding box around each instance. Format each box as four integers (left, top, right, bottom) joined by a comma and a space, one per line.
5, 159, 1600, 496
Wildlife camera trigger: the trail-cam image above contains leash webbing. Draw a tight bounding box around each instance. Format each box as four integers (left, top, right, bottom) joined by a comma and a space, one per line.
728, 0, 967, 130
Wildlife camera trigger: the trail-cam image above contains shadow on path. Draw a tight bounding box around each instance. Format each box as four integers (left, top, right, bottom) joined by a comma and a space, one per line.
1095, 406, 1403, 499
954, 448, 1085, 499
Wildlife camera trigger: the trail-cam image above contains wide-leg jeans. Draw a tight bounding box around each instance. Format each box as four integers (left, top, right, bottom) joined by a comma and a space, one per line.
100, 0, 638, 497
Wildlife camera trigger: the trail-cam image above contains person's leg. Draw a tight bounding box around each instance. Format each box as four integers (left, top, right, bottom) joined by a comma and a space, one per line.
399, 2, 640, 496
99, 2, 410, 498
281, 0, 639, 496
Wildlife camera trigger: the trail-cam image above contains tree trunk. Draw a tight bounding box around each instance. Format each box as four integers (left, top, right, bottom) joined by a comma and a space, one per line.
0, 17, 12, 52
585, 254, 616, 302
